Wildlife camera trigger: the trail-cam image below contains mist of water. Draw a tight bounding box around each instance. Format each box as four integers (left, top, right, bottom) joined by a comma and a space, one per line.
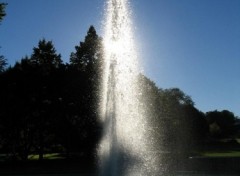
98, 0, 158, 175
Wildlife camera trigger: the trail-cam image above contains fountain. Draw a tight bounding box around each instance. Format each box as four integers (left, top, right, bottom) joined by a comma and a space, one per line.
98, 0, 158, 175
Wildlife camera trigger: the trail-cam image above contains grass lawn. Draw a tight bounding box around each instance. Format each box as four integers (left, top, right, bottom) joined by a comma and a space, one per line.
201, 151, 240, 158
28, 153, 65, 160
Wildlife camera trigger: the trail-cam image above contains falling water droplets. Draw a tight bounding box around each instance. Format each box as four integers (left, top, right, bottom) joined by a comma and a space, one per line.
98, 0, 159, 175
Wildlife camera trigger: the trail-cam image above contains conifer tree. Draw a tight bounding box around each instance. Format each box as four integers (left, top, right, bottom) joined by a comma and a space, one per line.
70, 26, 102, 72
0, 3, 7, 23
0, 3, 7, 72
30, 39, 62, 74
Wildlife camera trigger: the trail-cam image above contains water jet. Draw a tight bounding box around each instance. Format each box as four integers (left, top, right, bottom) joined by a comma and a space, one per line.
98, 0, 157, 175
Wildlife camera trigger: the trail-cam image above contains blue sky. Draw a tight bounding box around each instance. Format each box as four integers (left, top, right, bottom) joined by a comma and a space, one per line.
0, 0, 240, 117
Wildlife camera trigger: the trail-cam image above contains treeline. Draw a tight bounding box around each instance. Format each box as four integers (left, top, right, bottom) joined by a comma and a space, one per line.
139, 76, 239, 153
0, 26, 103, 161
0, 4, 239, 161
0, 2, 7, 72
0, 26, 239, 161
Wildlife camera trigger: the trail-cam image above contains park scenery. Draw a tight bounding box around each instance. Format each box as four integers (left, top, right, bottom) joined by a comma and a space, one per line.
0, 1, 240, 175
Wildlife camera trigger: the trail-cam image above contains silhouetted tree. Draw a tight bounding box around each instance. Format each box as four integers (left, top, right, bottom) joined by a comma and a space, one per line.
66, 26, 103, 158
159, 88, 207, 152
0, 55, 7, 73
30, 39, 62, 74
28, 40, 63, 160
0, 3, 7, 23
0, 3, 7, 72
0, 58, 39, 160
137, 78, 208, 155
70, 26, 102, 72
206, 110, 237, 138
2, 24, 235, 164
0, 40, 65, 160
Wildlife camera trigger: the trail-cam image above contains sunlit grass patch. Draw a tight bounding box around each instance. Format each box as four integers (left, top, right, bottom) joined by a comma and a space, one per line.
28, 153, 64, 160
201, 151, 240, 158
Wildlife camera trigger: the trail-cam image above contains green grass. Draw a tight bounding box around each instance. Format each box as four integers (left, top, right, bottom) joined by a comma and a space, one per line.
0, 153, 65, 161
28, 153, 64, 160
201, 151, 240, 158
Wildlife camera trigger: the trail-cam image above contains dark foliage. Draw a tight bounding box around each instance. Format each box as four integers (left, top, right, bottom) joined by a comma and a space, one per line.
0, 27, 102, 161
0, 3, 7, 72
0, 25, 238, 163
0, 55, 7, 73
0, 3, 7, 23
206, 110, 237, 138
138, 76, 208, 153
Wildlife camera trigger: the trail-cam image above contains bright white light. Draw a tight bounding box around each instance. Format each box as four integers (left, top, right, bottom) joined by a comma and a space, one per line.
98, 0, 158, 175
